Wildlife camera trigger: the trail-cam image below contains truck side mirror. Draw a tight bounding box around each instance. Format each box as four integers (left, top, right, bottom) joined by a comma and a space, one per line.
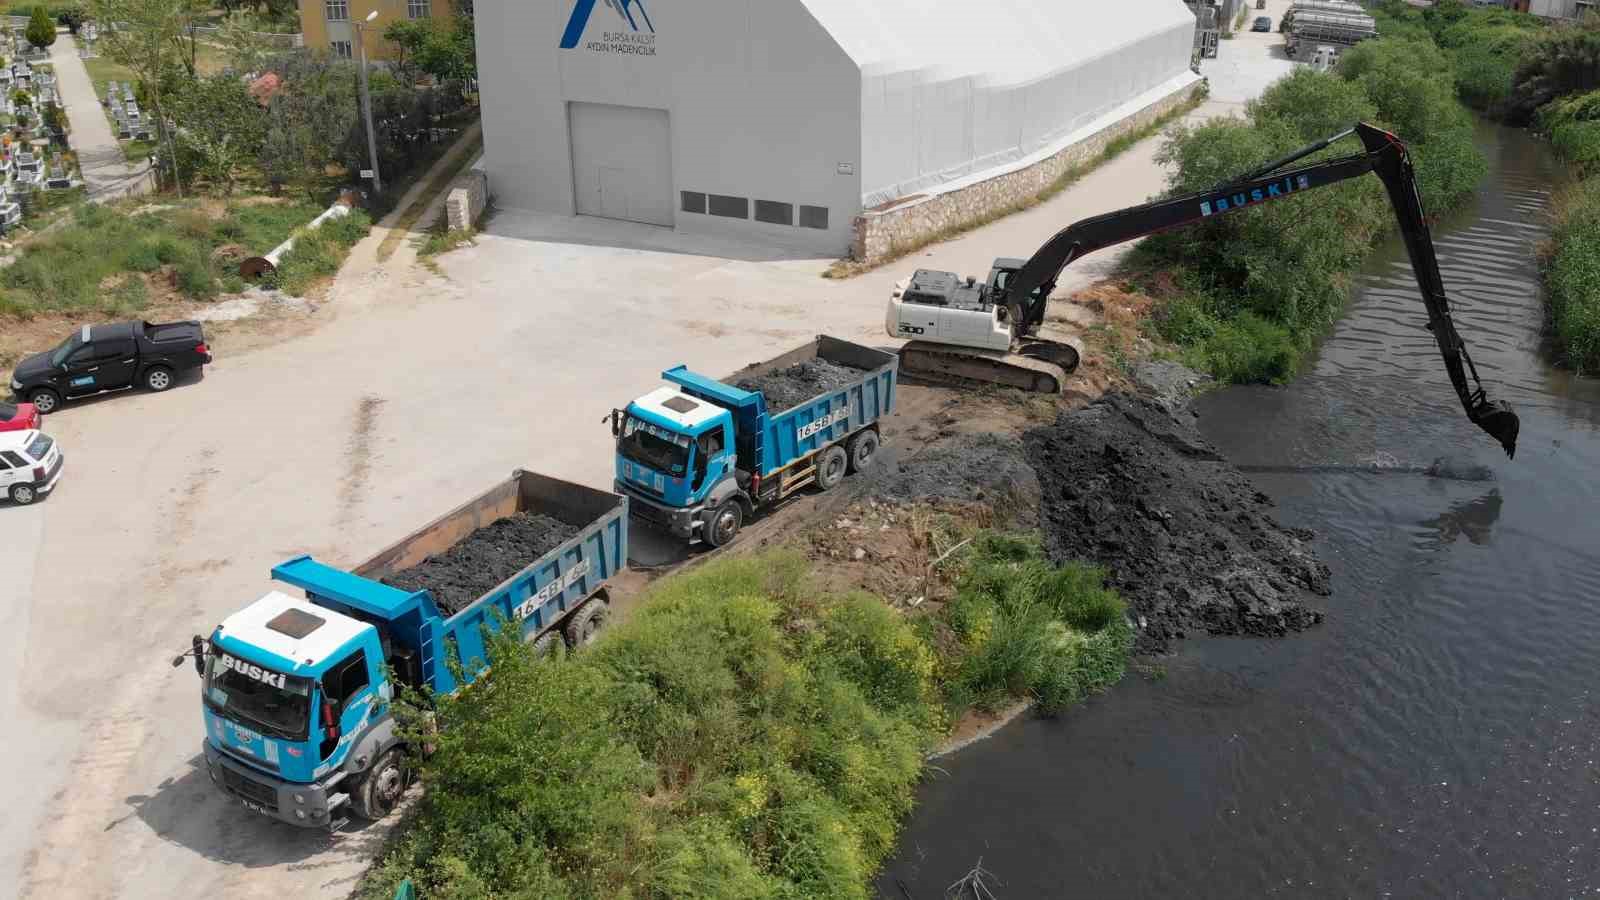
191, 634, 205, 677
610, 409, 622, 437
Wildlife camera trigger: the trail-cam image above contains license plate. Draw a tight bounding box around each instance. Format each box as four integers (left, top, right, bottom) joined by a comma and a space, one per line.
240, 799, 271, 816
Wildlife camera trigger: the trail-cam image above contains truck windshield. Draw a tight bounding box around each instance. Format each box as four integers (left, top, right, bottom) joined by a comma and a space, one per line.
618, 415, 690, 476
204, 650, 312, 742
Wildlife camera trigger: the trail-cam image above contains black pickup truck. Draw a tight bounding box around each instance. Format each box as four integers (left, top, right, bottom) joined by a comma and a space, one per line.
9, 321, 212, 413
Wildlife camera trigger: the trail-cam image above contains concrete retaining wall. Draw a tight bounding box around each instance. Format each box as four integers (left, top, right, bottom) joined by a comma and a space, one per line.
849, 78, 1206, 264
446, 168, 488, 232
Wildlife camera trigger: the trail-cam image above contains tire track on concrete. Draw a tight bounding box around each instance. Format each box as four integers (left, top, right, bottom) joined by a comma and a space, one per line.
19, 447, 219, 900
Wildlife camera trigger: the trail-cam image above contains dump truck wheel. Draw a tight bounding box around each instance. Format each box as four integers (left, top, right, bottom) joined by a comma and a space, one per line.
527, 631, 561, 658
846, 430, 880, 473
564, 596, 610, 648
703, 500, 743, 548
353, 748, 410, 821
817, 446, 848, 491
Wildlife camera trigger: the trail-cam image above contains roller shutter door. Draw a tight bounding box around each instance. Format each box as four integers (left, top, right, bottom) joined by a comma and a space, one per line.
568, 102, 673, 227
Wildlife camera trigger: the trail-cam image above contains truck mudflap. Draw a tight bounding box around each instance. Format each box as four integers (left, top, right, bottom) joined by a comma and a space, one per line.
616, 480, 700, 538
203, 740, 346, 829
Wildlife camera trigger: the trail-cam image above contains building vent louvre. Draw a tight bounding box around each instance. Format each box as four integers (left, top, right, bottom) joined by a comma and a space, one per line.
755, 200, 793, 226
708, 195, 749, 218
798, 205, 829, 230
681, 191, 707, 214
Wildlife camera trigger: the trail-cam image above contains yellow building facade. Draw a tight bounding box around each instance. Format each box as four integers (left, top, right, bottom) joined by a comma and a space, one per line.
298, 0, 437, 61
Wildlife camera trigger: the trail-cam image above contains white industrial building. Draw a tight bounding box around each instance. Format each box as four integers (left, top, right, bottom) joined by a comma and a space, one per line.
474, 0, 1199, 254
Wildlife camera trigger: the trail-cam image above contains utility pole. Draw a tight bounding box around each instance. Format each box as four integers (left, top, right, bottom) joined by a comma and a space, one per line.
355, 9, 382, 195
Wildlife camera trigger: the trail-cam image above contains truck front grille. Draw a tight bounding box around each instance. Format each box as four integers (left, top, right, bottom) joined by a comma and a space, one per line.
221, 765, 278, 810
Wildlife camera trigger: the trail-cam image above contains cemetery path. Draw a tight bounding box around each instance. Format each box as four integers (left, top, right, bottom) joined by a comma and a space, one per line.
52, 32, 152, 201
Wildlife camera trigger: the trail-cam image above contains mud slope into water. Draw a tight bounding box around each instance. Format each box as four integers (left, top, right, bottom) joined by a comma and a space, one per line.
1025, 394, 1330, 653
381, 513, 579, 615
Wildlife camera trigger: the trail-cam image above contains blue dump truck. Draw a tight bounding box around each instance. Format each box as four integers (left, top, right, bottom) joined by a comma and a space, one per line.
178, 470, 627, 829
612, 335, 897, 547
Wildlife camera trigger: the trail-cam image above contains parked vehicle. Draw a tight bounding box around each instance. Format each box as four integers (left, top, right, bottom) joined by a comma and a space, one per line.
611, 335, 897, 547
0, 429, 63, 505
182, 470, 628, 828
9, 320, 212, 414
0, 400, 39, 433
1252, 15, 1273, 31
1284, 9, 1376, 57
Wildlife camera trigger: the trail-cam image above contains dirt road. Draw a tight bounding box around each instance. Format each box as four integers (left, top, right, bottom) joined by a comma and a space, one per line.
3, 35, 1295, 899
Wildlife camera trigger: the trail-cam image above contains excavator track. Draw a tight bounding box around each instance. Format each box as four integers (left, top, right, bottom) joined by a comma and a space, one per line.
898, 337, 1081, 394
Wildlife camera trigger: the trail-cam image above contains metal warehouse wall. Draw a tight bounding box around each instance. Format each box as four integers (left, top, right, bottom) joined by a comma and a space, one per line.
799, 0, 1198, 206
474, 0, 862, 253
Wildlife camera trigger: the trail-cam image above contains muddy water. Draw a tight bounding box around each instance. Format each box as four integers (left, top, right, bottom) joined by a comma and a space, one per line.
878, 124, 1600, 898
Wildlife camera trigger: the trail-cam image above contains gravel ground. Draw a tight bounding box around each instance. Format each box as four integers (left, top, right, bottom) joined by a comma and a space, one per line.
736, 358, 866, 412
1024, 393, 1331, 653
381, 513, 580, 615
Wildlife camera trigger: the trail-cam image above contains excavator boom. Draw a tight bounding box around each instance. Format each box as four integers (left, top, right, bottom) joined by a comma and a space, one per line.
996, 122, 1518, 458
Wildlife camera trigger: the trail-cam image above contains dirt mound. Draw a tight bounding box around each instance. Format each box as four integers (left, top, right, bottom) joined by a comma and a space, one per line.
381, 513, 580, 615
870, 432, 1041, 527
1024, 393, 1330, 653
736, 358, 865, 412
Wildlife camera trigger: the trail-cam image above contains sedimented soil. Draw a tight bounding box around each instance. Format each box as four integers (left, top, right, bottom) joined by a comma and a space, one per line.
381, 513, 580, 615
871, 432, 1041, 528
736, 359, 865, 412
1023, 393, 1330, 653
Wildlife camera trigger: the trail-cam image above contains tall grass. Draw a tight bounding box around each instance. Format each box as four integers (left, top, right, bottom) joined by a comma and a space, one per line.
363, 538, 1129, 899
1543, 178, 1600, 372
0, 198, 323, 318
271, 209, 372, 296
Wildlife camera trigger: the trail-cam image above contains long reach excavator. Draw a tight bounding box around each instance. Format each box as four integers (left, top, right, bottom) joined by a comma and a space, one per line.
886, 122, 1521, 458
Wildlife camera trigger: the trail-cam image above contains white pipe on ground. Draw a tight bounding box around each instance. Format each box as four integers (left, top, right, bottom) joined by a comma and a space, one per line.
240, 192, 357, 279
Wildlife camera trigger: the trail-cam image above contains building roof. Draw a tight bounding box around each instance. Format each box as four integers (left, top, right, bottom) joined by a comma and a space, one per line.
798, 0, 1196, 85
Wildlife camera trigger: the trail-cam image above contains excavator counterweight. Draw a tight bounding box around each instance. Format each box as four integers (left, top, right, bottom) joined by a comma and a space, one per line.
886, 121, 1519, 458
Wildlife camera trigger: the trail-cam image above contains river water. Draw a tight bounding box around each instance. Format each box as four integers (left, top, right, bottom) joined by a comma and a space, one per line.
878, 124, 1600, 898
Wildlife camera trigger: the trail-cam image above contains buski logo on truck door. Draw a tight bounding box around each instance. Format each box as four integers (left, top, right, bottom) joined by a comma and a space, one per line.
218, 653, 287, 688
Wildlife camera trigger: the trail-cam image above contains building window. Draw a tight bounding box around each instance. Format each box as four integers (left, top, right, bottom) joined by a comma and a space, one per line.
325, 0, 348, 21
408, 0, 431, 18
708, 195, 748, 219
681, 191, 706, 214
754, 200, 793, 226
798, 205, 829, 230
331, 40, 352, 58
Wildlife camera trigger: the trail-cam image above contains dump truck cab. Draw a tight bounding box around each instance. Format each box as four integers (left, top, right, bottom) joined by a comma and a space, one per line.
615, 382, 741, 538
199, 590, 395, 828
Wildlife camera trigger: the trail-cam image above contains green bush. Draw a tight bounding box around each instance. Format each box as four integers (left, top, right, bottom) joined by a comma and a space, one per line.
1545, 177, 1600, 371
1551, 121, 1600, 174
364, 541, 1126, 899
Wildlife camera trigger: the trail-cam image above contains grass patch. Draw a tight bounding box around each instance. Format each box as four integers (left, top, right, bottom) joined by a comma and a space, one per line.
361, 535, 1128, 899
0, 197, 324, 318
375, 130, 485, 263
1543, 177, 1600, 372
822, 86, 1207, 279
272, 208, 372, 295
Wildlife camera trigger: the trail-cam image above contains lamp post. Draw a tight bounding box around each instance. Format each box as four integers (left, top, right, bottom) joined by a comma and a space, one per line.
353, 9, 382, 194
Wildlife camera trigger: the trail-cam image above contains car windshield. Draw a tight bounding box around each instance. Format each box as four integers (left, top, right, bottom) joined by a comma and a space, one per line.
48, 334, 83, 367
618, 415, 690, 476
204, 649, 312, 741
25, 433, 51, 459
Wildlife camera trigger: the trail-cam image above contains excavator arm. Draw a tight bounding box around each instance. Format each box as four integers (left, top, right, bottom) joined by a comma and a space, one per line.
1000, 122, 1519, 458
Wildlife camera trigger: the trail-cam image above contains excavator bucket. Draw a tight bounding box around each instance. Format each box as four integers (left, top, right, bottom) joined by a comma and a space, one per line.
1473, 404, 1519, 459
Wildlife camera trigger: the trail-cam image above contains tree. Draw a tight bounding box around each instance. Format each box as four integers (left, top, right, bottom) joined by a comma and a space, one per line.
170, 75, 267, 194
382, 8, 476, 87
258, 54, 360, 199
88, 0, 202, 194
25, 6, 56, 50
216, 9, 278, 73
56, 4, 87, 35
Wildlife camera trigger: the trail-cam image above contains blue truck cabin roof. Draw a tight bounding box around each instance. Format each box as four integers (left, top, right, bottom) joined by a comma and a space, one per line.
212, 589, 370, 677
629, 385, 731, 437
272, 554, 438, 622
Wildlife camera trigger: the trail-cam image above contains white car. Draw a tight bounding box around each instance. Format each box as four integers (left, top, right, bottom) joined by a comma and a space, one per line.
0, 429, 64, 505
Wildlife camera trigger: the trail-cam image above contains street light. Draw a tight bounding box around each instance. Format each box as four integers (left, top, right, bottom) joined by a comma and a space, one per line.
353, 9, 382, 194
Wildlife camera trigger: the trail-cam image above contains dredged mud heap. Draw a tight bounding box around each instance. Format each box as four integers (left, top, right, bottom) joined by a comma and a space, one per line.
1024, 393, 1330, 653
381, 513, 580, 615
736, 359, 866, 413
